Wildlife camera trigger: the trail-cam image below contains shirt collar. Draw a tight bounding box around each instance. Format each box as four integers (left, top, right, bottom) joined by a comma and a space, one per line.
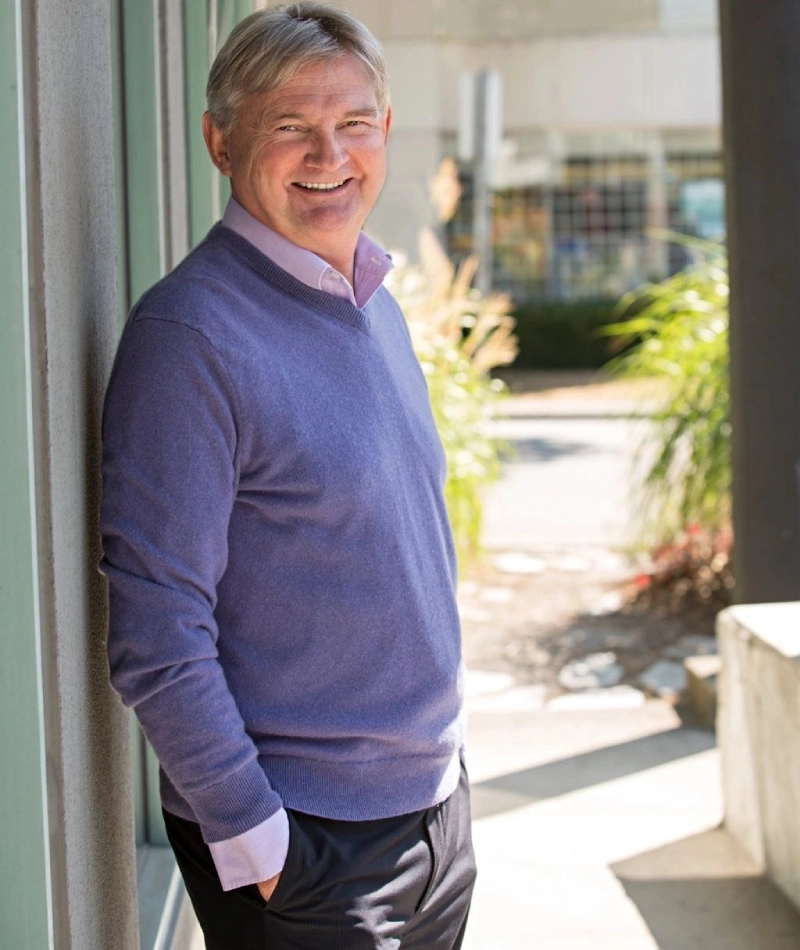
220, 197, 393, 309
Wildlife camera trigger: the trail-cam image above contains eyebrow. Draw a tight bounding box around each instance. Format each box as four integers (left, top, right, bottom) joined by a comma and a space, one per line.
263, 106, 381, 124
343, 107, 380, 118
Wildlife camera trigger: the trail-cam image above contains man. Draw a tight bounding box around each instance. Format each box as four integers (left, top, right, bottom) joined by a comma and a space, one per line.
101, 4, 475, 948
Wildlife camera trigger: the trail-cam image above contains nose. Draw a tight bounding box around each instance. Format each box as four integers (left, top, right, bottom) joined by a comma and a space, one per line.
306, 130, 347, 171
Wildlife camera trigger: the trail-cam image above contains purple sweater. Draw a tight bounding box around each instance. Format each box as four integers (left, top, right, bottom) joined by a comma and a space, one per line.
101, 224, 464, 872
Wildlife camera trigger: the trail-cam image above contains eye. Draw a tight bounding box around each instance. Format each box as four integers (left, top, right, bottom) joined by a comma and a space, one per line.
277, 124, 301, 132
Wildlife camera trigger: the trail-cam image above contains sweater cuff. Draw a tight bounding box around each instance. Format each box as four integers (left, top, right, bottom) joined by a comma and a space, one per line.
209, 808, 290, 891
188, 758, 283, 843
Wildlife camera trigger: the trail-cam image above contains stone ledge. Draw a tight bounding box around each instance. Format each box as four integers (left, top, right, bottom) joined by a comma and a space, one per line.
721, 602, 800, 660
718, 602, 800, 912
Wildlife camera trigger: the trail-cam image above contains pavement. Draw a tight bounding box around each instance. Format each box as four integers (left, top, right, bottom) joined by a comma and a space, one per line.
463, 677, 800, 949
461, 372, 800, 949
485, 370, 657, 551
485, 413, 644, 550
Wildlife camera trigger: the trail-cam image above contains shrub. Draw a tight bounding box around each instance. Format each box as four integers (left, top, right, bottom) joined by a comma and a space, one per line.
626, 525, 734, 627
511, 298, 625, 369
603, 234, 730, 546
385, 228, 518, 566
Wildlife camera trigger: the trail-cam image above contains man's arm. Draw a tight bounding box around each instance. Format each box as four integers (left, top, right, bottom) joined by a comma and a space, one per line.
101, 315, 284, 889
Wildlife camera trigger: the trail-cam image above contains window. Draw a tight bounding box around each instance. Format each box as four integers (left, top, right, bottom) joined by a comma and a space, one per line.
447, 146, 724, 302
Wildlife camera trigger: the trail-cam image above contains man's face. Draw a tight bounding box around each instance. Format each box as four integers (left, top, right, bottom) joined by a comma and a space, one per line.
204, 54, 391, 272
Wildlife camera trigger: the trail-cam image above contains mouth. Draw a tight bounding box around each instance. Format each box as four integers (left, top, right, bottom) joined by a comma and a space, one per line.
293, 179, 350, 193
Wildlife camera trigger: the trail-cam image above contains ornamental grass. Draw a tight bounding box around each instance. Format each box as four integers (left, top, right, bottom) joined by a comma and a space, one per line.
385, 225, 518, 567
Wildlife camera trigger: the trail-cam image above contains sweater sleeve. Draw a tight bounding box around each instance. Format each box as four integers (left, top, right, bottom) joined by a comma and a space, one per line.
101, 315, 283, 844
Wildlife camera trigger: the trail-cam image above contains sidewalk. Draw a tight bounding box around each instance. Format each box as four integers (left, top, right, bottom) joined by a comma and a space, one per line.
463, 678, 800, 949
493, 369, 665, 419
460, 378, 800, 948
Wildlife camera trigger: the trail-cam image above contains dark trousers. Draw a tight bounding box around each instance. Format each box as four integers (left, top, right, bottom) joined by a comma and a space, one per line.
163, 760, 476, 949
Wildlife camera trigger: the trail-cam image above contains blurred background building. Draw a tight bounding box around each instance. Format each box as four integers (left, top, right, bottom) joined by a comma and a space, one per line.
348, 0, 722, 302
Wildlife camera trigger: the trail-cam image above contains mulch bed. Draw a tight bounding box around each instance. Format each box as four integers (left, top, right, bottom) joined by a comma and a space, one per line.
459, 546, 726, 691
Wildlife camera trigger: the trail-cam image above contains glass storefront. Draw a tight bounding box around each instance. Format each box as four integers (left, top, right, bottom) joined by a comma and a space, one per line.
448, 146, 724, 301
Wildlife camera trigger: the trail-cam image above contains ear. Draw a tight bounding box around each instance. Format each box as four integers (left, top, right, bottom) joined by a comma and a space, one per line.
202, 112, 232, 177
382, 104, 392, 145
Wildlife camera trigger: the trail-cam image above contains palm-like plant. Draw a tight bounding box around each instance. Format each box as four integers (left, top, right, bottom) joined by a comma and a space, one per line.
604, 233, 730, 545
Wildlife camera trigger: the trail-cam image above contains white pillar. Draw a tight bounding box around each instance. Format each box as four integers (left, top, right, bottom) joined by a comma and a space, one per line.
20, 0, 140, 945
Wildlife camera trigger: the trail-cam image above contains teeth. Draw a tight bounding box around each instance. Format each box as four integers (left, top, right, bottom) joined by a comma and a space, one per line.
296, 180, 346, 191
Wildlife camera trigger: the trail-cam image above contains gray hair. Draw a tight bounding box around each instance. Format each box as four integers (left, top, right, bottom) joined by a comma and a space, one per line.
206, 2, 389, 133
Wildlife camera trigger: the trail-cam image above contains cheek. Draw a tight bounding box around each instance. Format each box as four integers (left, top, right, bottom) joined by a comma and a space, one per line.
228, 151, 259, 193
358, 142, 387, 175
234, 138, 281, 186
368, 151, 388, 187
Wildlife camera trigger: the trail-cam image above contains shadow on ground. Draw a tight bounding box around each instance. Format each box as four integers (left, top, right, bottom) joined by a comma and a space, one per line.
612, 829, 800, 949
506, 436, 602, 464
533, 604, 714, 681
471, 725, 714, 821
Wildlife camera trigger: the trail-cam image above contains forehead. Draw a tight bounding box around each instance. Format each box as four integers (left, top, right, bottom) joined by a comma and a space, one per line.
250, 55, 379, 122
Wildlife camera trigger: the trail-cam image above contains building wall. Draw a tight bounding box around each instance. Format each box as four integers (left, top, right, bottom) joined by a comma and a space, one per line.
33, 1, 139, 945
660, 0, 718, 32
345, 0, 717, 41
382, 33, 721, 141
452, 35, 721, 131
0, 1, 139, 947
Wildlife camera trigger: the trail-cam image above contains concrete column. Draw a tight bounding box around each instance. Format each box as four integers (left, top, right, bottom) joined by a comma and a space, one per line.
22, 0, 139, 946
646, 136, 669, 280
720, 0, 800, 602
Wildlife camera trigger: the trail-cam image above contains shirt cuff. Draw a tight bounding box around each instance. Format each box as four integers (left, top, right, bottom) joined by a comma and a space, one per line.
208, 808, 290, 891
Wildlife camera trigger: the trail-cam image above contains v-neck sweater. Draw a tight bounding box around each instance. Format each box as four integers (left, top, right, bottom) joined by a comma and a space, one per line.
101, 224, 465, 846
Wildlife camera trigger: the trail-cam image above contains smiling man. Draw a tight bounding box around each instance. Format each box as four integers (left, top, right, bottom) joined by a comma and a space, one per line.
100, 3, 475, 949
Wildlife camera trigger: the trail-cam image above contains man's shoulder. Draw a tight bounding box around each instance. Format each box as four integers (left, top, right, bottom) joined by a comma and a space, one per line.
127, 228, 285, 354
132, 229, 240, 323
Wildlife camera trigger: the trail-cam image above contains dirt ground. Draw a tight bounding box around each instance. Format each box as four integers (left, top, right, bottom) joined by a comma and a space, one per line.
459, 553, 711, 692
460, 370, 721, 697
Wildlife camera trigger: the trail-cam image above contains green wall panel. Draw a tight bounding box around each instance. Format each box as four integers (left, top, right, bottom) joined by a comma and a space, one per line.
111, 0, 130, 322
212, 0, 258, 220
0, 2, 52, 948
120, 0, 166, 303
184, 0, 259, 247
184, 0, 218, 247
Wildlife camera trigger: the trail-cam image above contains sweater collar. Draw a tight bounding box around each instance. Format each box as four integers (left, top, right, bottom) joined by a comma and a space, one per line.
209, 225, 384, 334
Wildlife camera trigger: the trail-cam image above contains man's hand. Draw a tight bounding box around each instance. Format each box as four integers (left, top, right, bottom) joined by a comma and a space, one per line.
256, 873, 281, 903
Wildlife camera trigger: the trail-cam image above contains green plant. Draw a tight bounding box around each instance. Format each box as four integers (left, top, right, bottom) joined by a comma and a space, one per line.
385, 228, 518, 565
603, 233, 730, 545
